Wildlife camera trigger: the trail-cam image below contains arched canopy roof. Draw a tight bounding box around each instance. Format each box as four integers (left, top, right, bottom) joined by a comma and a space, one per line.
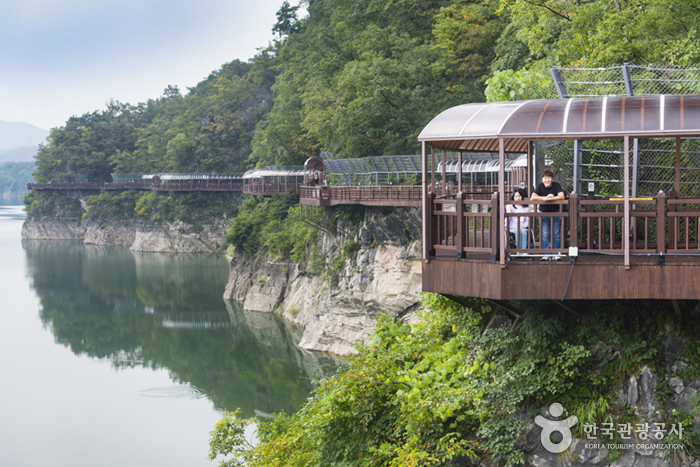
418, 95, 700, 153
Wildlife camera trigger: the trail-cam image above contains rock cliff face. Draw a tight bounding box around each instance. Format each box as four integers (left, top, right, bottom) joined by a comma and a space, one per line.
224, 207, 424, 356
473, 314, 700, 467
21, 191, 237, 253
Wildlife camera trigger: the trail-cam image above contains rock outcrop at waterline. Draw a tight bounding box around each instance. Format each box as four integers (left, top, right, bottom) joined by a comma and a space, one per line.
22, 216, 232, 253
21, 191, 238, 253
224, 207, 424, 356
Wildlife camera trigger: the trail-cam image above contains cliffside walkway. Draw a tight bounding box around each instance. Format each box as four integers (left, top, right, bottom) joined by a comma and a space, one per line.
28, 181, 245, 192
28, 180, 503, 207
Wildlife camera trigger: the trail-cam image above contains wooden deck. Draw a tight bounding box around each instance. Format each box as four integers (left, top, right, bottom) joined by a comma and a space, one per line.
423, 253, 700, 300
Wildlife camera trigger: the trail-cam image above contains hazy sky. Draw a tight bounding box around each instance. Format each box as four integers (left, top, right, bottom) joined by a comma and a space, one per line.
0, 0, 301, 131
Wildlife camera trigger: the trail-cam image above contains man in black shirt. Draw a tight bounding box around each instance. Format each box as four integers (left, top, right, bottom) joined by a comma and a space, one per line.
531, 169, 565, 260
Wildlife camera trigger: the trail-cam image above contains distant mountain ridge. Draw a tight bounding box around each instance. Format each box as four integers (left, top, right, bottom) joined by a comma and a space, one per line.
0, 146, 39, 163
0, 120, 48, 152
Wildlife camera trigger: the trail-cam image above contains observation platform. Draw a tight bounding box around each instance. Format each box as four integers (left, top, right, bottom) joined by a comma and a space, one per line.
423, 193, 700, 300
418, 94, 700, 300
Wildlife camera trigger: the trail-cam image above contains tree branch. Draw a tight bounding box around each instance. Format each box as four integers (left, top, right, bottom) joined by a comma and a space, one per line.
521, 0, 572, 21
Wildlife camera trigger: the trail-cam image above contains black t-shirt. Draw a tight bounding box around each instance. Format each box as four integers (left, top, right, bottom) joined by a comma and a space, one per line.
535, 181, 564, 212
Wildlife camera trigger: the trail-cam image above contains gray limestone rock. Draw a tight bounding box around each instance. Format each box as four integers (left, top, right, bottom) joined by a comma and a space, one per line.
610, 449, 636, 467
662, 327, 687, 366
668, 386, 698, 413
628, 376, 639, 408
223, 207, 424, 355
637, 368, 660, 418
669, 377, 685, 395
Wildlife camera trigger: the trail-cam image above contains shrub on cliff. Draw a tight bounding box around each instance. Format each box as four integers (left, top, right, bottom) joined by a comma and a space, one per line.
224, 192, 316, 262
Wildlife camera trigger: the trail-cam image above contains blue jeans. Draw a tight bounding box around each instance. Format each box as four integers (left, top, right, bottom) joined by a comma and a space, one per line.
541, 216, 561, 250
510, 228, 528, 249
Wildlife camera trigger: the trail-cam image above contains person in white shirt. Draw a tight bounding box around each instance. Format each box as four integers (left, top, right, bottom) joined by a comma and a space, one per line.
506, 189, 529, 250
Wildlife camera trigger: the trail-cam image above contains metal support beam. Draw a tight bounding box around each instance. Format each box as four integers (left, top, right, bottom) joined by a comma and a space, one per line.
457, 151, 463, 193
526, 141, 533, 195
422, 141, 429, 261
622, 63, 641, 200
573, 140, 583, 195
431, 146, 436, 193
676, 137, 681, 194
624, 135, 630, 269
622, 63, 634, 96
441, 149, 447, 197
499, 138, 506, 267
550, 67, 568, 98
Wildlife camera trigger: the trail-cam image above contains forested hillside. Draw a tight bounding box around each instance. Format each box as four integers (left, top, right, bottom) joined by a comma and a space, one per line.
0, 162, 34, 200
32, 0, 700, 183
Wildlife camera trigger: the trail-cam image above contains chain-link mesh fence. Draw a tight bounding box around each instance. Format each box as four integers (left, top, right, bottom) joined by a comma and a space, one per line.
519, 65, 700, 202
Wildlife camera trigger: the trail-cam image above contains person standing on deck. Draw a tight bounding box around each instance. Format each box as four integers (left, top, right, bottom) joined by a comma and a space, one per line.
531, 169, 565, 260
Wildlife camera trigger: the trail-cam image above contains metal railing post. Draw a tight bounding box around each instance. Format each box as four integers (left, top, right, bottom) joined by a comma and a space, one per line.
657, 191, 667, 259
490, 192, 499, 263
570, 193, 579, 249
456, 192, 464, 260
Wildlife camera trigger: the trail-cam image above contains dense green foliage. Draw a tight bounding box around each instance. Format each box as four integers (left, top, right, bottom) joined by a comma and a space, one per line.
29, 0, 700, 186
23, 190, 83, 219
84, 191, 240, 224
0, 162, 34, 198
23, 189, 239, 229
498, 0, 700, 67
224, 193, 317, 262
31, 0, 514, 183
210, 297, 700, 466
33, 61, 270, 183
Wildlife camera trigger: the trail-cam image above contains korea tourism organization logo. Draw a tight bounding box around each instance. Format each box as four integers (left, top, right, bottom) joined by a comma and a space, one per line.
535, 402, 685, 454
535, 403, 578, 453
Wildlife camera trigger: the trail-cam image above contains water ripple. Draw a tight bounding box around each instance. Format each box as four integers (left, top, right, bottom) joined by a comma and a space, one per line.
140, 384, 206, 399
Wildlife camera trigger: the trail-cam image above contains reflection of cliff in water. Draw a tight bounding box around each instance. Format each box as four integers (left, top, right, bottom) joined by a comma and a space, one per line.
22, 240, 342, 416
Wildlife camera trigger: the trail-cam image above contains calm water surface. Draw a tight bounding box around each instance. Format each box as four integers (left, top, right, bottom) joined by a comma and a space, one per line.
0, 205, 339, 467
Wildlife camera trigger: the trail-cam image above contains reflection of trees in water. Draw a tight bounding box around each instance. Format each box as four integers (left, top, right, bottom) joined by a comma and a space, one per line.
22, 240, 342, 416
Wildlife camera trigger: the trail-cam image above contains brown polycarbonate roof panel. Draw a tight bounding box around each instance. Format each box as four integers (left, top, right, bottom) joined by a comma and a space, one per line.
666, 95, 700, 131
418, 103, 489, 138
642, 96, 662, 131
605, 97, 624, 132
461, 101, 525, 137
564, 99, 587, 133
418, 95, 700, 150
584, 98, 604, 134
605, 96, 651, 133
501, 100, 555, 135
537, 99, 570, 134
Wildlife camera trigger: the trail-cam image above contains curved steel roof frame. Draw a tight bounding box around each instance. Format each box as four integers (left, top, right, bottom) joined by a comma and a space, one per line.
418, 95, 700, 152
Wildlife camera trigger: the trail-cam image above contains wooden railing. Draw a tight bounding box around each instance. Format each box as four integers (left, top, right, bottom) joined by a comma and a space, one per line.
242, 183, 303, 195
427, 190, 700, 261
299, 185, 496, 204
430, 193, 498, 258
667, 196, 700, 253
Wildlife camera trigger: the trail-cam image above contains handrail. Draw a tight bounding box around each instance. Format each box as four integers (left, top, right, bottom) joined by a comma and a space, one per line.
428, 192, 700, 260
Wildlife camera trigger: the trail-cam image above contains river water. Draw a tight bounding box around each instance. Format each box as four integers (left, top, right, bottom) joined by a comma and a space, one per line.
0, 205, 339, 466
